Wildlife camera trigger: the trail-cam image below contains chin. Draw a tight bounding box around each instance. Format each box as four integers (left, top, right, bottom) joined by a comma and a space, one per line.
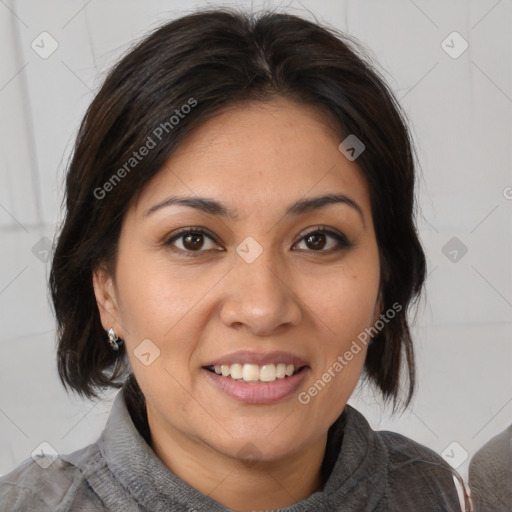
219, 429, 307, 463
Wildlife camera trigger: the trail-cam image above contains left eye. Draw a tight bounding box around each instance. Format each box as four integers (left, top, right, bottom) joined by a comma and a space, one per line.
294, 228, 351, 252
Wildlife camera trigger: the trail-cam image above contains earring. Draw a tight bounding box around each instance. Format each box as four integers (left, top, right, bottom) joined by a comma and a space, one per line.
107, 327, 123, 351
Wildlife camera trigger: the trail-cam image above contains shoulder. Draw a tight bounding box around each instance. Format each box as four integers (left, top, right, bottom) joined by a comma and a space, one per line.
0, 444, 104, 512
377, 428, 464, 509
344, 406, 456, 479
378, 428, 453, 472
468, 425, 512, 509
469, 424, 512, 471
343, 406, 465, 510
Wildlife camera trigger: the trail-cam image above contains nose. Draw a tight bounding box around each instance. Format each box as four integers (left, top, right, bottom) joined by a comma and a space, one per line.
219, 246, 302, 336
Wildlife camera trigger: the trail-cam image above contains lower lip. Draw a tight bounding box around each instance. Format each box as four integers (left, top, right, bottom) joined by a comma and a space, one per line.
202, 367, 309, 404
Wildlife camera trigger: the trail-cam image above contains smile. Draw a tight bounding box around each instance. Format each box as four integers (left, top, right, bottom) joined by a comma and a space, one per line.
202, 364, 309, 404
205, 363, 302, 382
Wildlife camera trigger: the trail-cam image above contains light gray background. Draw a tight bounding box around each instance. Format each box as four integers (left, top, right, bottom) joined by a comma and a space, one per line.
1, 0, 511, 489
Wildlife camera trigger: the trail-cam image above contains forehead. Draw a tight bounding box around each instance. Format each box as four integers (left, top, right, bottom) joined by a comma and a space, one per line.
132, 97, 371, 219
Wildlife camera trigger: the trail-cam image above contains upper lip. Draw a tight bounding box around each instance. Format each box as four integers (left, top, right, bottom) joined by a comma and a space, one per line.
203, 350, 309, 368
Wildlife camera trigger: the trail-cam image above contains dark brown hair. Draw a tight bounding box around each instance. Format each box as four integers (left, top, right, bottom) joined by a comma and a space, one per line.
50, 7, 426, 412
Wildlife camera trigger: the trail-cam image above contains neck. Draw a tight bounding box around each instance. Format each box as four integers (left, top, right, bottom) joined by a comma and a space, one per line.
146, 407, 327, 510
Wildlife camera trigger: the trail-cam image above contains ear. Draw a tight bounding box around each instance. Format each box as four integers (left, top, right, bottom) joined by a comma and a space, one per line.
92, 266, 124, 338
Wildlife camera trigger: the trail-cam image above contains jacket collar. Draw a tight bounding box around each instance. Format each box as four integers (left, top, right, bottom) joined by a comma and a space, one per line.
94, 387, 388, 511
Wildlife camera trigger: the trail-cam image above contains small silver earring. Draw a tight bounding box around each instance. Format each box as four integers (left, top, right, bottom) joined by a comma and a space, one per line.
107, 328, 123, 351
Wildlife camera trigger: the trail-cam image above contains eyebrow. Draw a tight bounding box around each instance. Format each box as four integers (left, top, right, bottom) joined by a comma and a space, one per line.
144, 193, 365, 225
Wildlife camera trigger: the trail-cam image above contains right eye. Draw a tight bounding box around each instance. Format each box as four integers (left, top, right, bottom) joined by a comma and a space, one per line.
164, 227, 223, 257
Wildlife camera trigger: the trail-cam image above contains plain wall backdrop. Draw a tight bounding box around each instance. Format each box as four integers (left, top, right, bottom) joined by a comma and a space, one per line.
0, 0, 511, 488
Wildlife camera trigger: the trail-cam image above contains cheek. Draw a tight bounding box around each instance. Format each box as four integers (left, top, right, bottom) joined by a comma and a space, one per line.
311, 254, 380, 333
114, 245, 205, 338
115, 254, 201, 394
304, 248, 380, 380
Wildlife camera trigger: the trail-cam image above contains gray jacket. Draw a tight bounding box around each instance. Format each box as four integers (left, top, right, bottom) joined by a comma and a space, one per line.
469, 424, 512, 511
0, 387, 468, 511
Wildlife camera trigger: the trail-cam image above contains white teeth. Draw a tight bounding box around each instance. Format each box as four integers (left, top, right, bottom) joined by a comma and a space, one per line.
242, 364, 260, 381
210, 362, 301, 382
276, 363, 286, 379
260, 364, 277, 382
230, 363, 243, 379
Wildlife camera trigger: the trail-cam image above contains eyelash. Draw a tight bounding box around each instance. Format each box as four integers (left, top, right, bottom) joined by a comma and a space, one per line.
163, 225, 353, 258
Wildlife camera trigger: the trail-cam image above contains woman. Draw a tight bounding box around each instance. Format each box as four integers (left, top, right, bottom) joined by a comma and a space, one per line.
0, 7, 470, 511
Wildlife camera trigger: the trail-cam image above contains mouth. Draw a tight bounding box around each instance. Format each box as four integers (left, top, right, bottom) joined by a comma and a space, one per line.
201, 353, 310, 404
203, 363, 307, 383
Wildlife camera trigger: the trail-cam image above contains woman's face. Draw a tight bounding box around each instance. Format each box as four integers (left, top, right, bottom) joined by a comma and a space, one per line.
94, 97, 381, 464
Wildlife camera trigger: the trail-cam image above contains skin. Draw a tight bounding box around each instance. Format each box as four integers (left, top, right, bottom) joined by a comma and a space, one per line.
93, 96, 382, 511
